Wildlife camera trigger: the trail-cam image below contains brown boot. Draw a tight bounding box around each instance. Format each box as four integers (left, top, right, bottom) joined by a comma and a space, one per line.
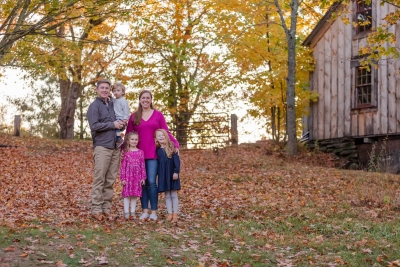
166, 213, 173, 222
103, 212, 114, 221
92, 213, 104, 221
172, 213, 178, 223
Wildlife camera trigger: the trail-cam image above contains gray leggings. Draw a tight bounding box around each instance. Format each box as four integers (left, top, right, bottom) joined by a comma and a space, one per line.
165, 190, 179, 214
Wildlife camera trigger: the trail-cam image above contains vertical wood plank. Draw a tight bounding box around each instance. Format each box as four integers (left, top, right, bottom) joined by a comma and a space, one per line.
373, 110, 379, 134
359, 112, 365, 136
344, 10, 352, 136
396, 22, 400, 132
324, 28, 332, 140
388, 59, 396, 133
331, 21, 338, 138
365, 111, 373, 135
352, 37, 358, 58
312, 67, 318, 140
379, 2, 388, 134
351, 112, 358, 136
379, 70, 388, 135
317, 41, 325, 140
337, 14, 345, 138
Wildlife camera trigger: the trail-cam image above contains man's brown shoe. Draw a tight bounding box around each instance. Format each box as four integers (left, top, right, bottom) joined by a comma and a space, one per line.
103, 212, 114, 221
92, 213, 104, 221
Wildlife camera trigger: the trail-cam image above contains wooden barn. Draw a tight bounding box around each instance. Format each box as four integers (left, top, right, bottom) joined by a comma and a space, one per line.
302, 0, 400, 172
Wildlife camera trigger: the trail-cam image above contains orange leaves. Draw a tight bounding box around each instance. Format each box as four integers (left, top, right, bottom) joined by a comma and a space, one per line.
4, 247, 14, 252
1, 133, 400, 266
0, 134, 94, 226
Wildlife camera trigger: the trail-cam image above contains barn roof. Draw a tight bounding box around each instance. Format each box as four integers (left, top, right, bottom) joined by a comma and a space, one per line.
303, 2, 343, 47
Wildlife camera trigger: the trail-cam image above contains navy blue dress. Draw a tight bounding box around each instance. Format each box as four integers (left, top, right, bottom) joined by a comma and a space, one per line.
157, 147, 181, 193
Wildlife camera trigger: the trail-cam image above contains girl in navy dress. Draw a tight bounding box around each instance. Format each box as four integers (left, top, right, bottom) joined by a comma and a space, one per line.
155, 129, 181, 223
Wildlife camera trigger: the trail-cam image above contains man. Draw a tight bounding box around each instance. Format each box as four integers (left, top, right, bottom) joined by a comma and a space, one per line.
87, 79, 125, 221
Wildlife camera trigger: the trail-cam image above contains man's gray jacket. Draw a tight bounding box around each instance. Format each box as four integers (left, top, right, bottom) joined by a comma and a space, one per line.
87, 97, 117, 149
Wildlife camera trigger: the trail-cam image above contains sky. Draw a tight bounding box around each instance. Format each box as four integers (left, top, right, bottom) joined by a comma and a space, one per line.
0, 69, 32, 122
0, 68, 265, 144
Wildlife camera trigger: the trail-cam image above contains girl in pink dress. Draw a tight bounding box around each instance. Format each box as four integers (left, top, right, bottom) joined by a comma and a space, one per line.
120, 132, 146, 220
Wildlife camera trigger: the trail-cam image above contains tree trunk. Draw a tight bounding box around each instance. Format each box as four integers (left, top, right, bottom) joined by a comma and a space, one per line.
78, 90, 84, 139
273, 0, 298, 154
271, 106, 276, 142
58, 79, 80, 139
285, 1, 299, 156
277, 106, 281, 142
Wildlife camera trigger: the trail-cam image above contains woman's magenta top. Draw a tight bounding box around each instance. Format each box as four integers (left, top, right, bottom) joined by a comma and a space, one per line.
125, 110, 179, 159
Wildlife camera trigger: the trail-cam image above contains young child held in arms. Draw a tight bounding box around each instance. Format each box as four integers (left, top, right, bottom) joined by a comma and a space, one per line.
112, 83, 130, 148
120, 132, 146, 220
155, 129, 181, 223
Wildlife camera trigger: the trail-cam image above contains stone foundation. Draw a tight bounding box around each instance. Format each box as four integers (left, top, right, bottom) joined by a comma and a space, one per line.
308, 135, 400, 173
307, 137, 358, 170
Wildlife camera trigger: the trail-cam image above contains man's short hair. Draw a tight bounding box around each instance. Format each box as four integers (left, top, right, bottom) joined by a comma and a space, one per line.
96, 79, 111, 88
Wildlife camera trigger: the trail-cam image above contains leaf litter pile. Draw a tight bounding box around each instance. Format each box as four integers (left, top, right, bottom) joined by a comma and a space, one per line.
0, 134, 399, 266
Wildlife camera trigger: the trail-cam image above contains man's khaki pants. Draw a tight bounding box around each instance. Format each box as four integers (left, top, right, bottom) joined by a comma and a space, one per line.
92, 146, 120, 214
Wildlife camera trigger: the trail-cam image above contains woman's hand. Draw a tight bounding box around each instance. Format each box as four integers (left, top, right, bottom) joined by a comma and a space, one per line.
173, 173, 179, 180
141, 180, 145, 185
121, 180, 126, 186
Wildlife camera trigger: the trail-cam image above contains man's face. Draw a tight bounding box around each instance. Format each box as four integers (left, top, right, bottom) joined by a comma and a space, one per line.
96, 82, 111, 100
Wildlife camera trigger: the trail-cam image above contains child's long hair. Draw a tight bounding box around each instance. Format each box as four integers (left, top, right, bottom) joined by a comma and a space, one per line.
123, 132, 139, 153
155, 129, 175, 158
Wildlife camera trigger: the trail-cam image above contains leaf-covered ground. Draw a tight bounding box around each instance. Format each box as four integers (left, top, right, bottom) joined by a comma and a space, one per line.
0, 134, 399, 266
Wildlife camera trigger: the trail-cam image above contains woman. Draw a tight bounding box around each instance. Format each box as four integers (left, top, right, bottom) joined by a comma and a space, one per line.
125, 90, 179, 221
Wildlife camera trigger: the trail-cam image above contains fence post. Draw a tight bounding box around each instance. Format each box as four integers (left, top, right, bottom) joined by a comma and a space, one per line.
14, 115, 21, 136
230, 114, 238, 145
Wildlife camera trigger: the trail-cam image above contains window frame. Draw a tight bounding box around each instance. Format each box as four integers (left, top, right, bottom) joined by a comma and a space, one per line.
356, 0, 373, 34
352, 0, 374, 40
355, 66, 372, 107
351, 59, 377, 110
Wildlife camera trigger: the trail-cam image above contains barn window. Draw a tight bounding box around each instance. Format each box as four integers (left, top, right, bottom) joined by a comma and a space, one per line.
355, 65, 372, 107
356, 0, 372, 33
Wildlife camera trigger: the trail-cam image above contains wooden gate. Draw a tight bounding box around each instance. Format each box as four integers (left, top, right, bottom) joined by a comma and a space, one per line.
168, 112, 233, 149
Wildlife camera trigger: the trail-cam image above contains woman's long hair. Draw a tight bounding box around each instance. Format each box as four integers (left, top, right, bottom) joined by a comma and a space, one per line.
155, 129, 175, 158
123, 132, 139, 153
133, 90, 154, 125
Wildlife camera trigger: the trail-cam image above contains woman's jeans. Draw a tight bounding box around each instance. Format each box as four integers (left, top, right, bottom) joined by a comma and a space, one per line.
141, 159, 158, 211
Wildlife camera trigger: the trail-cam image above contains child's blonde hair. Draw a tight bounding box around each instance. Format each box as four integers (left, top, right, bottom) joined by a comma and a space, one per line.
123, 132, 139, 152
113, 83, 126, 95
155, 129, 175, 158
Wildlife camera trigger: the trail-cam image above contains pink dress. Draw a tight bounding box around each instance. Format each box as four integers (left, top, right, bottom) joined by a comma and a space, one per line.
120, 149, 146, 198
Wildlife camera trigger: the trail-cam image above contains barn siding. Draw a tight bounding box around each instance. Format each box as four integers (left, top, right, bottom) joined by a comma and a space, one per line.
337, 17, 345, 138
331, 23, 338, 138
324, 28, 332, 139
344, 10, 352, 137
396, 22, 400, 132
308, 0, 400, 141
